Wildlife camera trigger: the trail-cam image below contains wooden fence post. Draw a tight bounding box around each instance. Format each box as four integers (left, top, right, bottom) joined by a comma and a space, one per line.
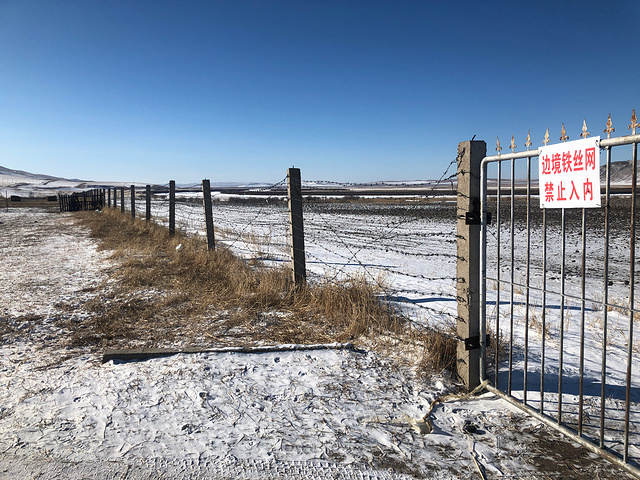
120, 187, 125, 214
202, 179, 215, 250
112, 187, 117, 209
130, 185, 136, 219
287, 168, 306, 285
107, 188, 111, 208
146, 185, 151, 221
456, 140, 486, 391
169, 180, 176, 236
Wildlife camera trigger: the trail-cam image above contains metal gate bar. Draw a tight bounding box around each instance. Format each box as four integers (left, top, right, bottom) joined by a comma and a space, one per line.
479, 123, 640, 476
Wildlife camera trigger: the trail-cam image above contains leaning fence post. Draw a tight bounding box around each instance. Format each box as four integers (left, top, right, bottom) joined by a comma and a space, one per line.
287, 168, 306, 285
120, 187, 125, 214
146, 185, 151, 221
169, 180, 176, 236
456, 140, 486, 390
202, 179, 215, 250
130, 185, 136, 219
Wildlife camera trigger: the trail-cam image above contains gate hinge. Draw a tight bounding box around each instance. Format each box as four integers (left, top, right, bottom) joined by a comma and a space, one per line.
464, 334, 491, 351
465, 211, 492, 225
465, 211, 481, 225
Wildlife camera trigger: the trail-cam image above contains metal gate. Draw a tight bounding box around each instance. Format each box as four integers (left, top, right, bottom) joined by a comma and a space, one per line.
477, 112, 640, 476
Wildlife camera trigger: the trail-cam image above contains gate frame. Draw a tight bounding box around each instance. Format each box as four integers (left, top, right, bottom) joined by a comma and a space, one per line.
468, 132, 640, 478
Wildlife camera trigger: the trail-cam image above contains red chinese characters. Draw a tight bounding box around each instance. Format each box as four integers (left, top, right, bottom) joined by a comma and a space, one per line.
538, 137, 600, 208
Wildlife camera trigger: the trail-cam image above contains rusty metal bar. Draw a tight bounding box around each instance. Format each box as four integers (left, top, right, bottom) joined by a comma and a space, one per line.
495, 163, 502, 388
625, 139, 638, 462
578, 207, 587, 435
558, 208, 566, 424
480, 161, 489, 384
601, 144, 612, 447
541, 208, 547, 415
508, 157, 515, 396
524, 155, 532, 404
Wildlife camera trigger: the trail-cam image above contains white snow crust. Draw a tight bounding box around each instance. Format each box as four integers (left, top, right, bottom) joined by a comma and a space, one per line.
0, 207, 634, 479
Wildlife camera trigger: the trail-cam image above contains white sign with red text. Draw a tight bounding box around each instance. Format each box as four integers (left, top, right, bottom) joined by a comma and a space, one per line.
539, 137, 601, 208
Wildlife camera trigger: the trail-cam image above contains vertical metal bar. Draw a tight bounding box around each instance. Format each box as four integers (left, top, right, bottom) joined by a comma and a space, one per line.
495, 162, 502, 389
480, 160, 488, 383
541, 208, 547, 415
558, 208, 566, 423
624, 140, 638, 462
524, 156, 532, 404
508, 158, 515, 396
600, 145, 612, 448
578, 208, 587, 435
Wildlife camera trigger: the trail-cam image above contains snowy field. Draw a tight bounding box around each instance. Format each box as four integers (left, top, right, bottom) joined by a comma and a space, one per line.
0, 204, 636, 479
147, 193, 640, 470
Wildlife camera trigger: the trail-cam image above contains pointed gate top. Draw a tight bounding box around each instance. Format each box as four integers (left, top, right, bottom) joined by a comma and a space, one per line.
580, 118, 590, 138
560, 123, 569, 142
604, 113, 615, 138
630, 108, 639, 135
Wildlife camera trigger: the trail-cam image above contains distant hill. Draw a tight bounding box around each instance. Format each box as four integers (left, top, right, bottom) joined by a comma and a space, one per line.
600, 159, 637, 185
0, 165, 81, 183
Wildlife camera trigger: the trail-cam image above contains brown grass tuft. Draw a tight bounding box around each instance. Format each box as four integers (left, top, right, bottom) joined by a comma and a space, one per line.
71, 209, 407, 353
415, 320, 458, 377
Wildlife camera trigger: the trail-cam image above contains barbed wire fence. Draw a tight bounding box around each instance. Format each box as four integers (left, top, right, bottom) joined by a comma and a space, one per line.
106, 157, 465, 329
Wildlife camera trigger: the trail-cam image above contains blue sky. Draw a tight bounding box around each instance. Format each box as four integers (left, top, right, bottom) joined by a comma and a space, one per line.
0, 1, 638, 184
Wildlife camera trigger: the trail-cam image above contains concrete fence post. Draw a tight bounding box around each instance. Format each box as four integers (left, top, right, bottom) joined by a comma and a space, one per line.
130, 185, 136, 219
120, 187, 125, 214
456, 140, 486, 390
202, 179, 215, 250
287, 168, 306, 285
169, 180, 176, 236
146, 185, 151, 221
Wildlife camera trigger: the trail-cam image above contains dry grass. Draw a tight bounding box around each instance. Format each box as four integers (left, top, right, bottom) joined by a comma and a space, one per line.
415, 321, 458, 377
69, 208, 458, 378
72, 210, 400, 345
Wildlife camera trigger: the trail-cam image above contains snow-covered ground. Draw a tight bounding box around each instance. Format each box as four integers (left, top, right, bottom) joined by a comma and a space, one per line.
0, 205, 636, 479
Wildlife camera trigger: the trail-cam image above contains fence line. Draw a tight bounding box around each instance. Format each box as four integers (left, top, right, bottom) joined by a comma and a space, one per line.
104, 166, 463, 335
